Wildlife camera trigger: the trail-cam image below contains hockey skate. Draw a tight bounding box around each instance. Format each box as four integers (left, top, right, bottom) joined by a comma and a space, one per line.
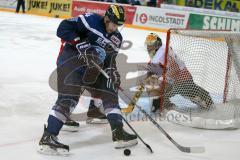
62, 119, 80, 132
62, 100, 107, 131
38, 125, 69, 155
112, 126, 138, 149
86, 100, 108, 124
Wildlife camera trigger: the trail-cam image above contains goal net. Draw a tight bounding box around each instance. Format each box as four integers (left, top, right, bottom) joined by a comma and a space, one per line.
161, 29, 240, 129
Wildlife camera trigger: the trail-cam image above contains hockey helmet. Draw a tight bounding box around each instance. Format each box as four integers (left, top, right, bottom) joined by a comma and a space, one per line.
145, 33, 162, 58
105, 5, 125, 26
145, 33, 162, 49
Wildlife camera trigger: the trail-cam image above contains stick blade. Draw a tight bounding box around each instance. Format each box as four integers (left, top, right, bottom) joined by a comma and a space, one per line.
146, 144, 153, 153
178, 146, 205, 153
190, 146, 205, 153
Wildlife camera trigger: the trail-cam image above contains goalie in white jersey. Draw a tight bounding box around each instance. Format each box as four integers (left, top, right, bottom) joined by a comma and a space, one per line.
144, 33, 214, 112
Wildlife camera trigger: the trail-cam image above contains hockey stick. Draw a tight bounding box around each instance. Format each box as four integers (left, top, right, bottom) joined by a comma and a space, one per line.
121, 115, 153, 153
119, 88, 205, 153
121, 84, 145, 113
91, 60, 205, 153
90, 60, 153, 153
121, 75, 160, 113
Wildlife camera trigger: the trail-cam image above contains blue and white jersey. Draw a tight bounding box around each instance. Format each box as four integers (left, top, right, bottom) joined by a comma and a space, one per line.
57, 13, 122, 56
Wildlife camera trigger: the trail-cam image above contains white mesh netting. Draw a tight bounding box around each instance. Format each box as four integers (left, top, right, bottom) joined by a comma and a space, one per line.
163, 30, 240, 129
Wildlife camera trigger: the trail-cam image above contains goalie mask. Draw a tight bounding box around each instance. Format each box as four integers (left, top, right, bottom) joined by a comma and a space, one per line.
144, 33, 162, 59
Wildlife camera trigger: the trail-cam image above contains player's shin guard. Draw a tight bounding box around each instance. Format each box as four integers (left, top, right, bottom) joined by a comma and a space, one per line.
46, 115, 64, 135
107, 113, 138, 149
54, 98, 79, 132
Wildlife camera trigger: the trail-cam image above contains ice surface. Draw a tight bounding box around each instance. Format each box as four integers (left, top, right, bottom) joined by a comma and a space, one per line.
0, 11, 240, 160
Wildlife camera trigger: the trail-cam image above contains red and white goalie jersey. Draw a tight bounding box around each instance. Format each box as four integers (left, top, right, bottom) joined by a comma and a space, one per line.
151, 45, 192, 85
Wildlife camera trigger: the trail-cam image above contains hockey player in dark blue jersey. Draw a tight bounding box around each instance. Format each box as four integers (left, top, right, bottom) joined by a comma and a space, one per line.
38, 5, 137, 155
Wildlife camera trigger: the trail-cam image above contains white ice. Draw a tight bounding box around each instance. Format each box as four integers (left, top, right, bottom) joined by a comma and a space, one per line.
0, 11, 240, 160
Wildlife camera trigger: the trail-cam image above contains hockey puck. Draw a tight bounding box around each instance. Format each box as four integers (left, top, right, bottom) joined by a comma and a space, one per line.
124, 149, 131, 156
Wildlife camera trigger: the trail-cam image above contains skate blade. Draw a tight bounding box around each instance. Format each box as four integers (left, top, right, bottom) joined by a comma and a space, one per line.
86, 118, 108, 124
38, 145, 69, 156
114, 139, 138, 149
62, 125, 79, 132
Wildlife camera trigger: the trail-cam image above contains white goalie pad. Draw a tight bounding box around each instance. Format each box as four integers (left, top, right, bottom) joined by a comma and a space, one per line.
166, 99, 240, 129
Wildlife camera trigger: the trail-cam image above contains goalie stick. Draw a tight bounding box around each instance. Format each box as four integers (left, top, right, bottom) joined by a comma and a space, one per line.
91, 60, 205, 153
121, 75, 161, 113
121, 84, 145, 113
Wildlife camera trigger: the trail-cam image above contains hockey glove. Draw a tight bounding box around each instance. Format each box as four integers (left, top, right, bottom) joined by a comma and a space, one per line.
105, 68, 121, 90
66, 37, 81, 46
76, 43, 106, 84
145, 63, 163, 76
76, 43, 106, 67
